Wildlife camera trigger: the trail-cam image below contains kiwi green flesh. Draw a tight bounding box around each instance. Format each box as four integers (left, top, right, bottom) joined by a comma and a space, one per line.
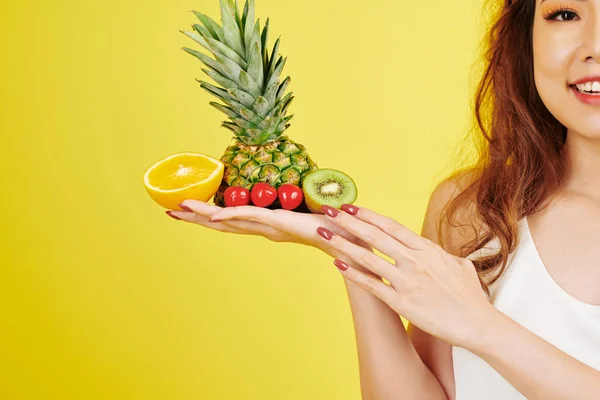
302, 169, 358, 213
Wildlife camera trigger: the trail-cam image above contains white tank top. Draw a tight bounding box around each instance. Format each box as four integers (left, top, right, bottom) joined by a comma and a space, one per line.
452, 217, 600, 399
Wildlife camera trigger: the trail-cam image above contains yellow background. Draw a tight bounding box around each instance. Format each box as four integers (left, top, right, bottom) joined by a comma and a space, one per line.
1, 0, 486, 398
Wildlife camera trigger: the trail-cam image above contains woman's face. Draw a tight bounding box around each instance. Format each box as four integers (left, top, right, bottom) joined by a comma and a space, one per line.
533, 0, 600, 136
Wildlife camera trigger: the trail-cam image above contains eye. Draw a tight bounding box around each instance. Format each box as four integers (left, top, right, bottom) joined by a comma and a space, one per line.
544, 9, 580, 21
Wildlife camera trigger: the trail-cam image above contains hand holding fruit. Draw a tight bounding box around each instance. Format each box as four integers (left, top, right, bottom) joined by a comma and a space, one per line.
171, 200, 367, 249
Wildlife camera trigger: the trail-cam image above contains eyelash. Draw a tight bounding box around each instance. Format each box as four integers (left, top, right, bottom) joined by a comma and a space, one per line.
543, 6, 580, 21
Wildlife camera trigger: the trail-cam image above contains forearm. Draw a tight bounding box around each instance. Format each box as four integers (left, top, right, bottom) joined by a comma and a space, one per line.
343, 275, 447, 400
468, 306, 600, 400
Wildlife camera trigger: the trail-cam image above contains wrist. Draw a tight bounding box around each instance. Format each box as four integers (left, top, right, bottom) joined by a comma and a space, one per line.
342, 274, 399, 311
461, 302, 507, 353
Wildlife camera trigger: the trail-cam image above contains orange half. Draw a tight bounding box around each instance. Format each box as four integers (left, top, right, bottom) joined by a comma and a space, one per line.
143, 152, 224, 210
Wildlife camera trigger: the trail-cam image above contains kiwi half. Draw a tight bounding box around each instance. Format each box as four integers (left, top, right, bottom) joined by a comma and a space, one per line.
302, 169, 358, 213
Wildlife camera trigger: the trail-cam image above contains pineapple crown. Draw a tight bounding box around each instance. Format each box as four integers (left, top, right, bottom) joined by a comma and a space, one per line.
180, 0, 295, 146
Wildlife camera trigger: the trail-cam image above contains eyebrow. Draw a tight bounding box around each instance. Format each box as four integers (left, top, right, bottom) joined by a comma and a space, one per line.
541, 0, 587, 3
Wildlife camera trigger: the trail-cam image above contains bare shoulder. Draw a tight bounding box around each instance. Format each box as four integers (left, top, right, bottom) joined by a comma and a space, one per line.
407, 169, 481, 400
421, 169, 482, 257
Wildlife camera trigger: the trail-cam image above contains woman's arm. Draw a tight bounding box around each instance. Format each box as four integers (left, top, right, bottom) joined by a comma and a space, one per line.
340, 177, 470, 400
342, 271, 448, 400
467, 308, 600, 400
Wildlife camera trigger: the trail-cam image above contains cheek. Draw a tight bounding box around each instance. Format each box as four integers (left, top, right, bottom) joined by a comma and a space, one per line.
533, 39, 565, 124
531, 26, 600, 134
532, 27, 573, 91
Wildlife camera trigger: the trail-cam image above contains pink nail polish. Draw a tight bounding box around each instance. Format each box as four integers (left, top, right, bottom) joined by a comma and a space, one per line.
208, 218, 222, 223
334, 259, 348, 271
166, 211, 181, 220
341, 204, 359, 215
321, 205, 340, 218
317, 227, 334, 240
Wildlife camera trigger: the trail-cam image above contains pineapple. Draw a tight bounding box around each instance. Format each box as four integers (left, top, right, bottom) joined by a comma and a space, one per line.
180, 0, 318, 208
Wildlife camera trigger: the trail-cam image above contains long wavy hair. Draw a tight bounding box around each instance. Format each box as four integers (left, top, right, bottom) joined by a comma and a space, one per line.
438, 0, 568, 295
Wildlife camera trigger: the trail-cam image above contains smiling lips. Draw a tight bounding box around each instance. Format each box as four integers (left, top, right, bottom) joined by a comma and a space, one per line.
569, 76, 600, 105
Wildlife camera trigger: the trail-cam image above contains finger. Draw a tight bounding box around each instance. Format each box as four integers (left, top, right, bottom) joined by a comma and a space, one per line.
168, 210, 282, 238
208, 205, 289, 229
178, 200, 222, 216
340, 205, 429, 251
178, 201, 282, 236
333, 258, 397, 304
317, 226, 399, 284
322, 205, 414, 261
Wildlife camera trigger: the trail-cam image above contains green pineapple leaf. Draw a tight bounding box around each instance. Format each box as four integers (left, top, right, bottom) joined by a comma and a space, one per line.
179, 30, 211, 51
281, 94, 294, 114
246, 128, 264, 139
203, 34, 248, 68
234, 0, 243, 30
212, 51, 244, 83
219, 0, 245, 59
222, 121, 243, 134
257, 115, 278, 131
264, 100, 284, 119
199, 80, 234, 102
232, 117, 255, 129
200, 68, 238, 90
239, 107, 262, 124
209, 102, 239, 119
241, 0, 249, 32
192, 24, 213, 39
227, 88, 255, 108
266, 56, 286, 89
182, 47, 231, 80
276, 76, 291, 102
268, 37, 281, 77
247, 21, 264, 89
191, 11, 225, 43
261, 18, 270, 75
238, 70, 262, 97
243, 0, 255, 59
263, 79, 280, 106
220, 97, 248, 113
252, 96, 270, 117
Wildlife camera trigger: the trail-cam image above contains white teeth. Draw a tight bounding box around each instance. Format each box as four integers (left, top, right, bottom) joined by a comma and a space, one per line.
575, 81, 600, 93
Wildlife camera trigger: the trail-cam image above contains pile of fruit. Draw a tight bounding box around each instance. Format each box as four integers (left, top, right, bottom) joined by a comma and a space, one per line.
143, 0, 358, 214
220, 167, 357, 213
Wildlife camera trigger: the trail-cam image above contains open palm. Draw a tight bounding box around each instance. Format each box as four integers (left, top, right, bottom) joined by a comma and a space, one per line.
169, 201, 371, 252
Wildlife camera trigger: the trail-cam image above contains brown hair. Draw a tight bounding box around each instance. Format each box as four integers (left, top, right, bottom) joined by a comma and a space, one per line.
438, 0, 568, 295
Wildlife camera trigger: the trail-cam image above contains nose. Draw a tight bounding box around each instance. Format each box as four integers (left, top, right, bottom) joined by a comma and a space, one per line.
579, 10, 600, 63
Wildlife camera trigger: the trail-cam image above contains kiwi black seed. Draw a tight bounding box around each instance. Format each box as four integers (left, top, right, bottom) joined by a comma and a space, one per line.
302, 169, 358, 213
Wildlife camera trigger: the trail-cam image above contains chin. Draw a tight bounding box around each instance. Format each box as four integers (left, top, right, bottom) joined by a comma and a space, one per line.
564, 120, 600, 138
539, 92, 600, 138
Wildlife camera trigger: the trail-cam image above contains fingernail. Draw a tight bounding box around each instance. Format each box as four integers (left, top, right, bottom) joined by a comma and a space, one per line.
341, 204, 359, 215
166, 211, 181, 220
179, 204, 194, 212
333, 259, 349, 271
317, 227, 334, 240
208, 218, 222, 223
321, 205, 340, 218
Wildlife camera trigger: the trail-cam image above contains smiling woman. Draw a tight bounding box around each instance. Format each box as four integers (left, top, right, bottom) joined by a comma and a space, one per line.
7, 0, 600, 397
171, 0, 600, 398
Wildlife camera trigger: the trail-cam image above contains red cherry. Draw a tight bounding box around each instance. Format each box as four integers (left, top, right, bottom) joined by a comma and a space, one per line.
224, 186, 251, 207
277, 184, 304, 210
250, 182, 277, 207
